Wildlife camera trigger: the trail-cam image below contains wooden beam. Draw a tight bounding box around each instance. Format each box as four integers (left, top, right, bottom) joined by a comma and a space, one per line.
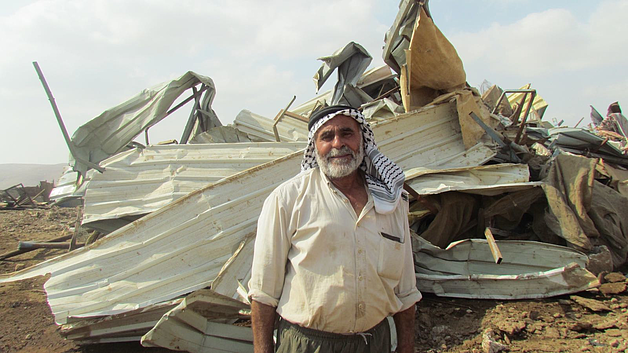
484, 227, 503, 264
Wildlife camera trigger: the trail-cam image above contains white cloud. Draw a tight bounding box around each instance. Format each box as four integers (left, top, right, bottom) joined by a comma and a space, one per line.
452, 0, 628, 78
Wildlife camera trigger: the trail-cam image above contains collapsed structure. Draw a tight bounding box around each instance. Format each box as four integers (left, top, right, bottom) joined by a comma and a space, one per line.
1, 1, 627, 351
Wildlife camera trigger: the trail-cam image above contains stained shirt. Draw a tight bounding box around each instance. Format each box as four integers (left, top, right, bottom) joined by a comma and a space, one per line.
248, 168, 422, 334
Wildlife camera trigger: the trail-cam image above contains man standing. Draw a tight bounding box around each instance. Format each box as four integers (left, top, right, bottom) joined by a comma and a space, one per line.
248, 105, 421, 353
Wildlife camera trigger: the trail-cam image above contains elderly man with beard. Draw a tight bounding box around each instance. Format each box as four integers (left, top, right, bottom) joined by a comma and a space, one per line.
248, 105, 421, 353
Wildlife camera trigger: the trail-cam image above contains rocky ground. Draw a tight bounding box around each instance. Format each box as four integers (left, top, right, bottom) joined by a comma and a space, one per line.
0, 206, 627, 352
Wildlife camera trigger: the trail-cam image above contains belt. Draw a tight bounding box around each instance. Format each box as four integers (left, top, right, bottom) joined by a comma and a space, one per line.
279, 317, 388, 344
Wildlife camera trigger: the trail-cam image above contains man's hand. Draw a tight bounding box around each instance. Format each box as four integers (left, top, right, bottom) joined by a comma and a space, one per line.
251, 300, 277, 353
393, 304, 416, 353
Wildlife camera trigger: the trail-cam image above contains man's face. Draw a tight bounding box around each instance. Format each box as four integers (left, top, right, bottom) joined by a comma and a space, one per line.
314, 114, 364, 179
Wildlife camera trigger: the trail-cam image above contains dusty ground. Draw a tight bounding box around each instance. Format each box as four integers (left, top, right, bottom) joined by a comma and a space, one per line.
1, 206, 627, 353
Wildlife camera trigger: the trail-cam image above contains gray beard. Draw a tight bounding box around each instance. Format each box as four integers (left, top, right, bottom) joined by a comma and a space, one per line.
315, 144, 364, 179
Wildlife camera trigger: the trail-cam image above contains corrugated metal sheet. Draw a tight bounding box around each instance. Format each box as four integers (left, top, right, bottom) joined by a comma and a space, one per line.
12, 151, 303, 324
82, 142, 305, 228
61, 299, 183, 343
0, 98, 496, 329
373, 101, 495, 170
141, 289, 252, 352
414, 236, 600, 299
71, 71, 216, 175
233, 109, 308, 142
406, 163, 540, 196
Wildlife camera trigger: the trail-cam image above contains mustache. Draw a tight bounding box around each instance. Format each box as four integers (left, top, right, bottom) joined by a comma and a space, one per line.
326, 146, 355, 159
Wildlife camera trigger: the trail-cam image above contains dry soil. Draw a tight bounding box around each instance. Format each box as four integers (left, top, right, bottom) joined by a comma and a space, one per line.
0, 207, 627, 353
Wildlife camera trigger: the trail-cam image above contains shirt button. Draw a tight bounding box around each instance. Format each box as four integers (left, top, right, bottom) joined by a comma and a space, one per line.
358, 275, 363, 281
358, 303, 364, 310
357, 249, 363, 254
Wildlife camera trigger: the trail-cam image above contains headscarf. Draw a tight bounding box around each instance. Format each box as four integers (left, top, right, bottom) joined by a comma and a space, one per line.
301, 106, 405, 214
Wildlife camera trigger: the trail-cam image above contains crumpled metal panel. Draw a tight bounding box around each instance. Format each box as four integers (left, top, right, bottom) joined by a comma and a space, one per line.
141, 289, 252, 352
414, 236, 600, 299
82, 142, 305, 228
233, 109, 308, 142
4, 151, 304, 325
406, 163, 538, 196
0, 98, 494, 329
313, 42, 372, 105
372, 101, 495, 170
71, 71, 215, 175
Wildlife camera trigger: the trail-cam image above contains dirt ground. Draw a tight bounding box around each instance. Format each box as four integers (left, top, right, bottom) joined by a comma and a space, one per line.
0, 206, 627, 353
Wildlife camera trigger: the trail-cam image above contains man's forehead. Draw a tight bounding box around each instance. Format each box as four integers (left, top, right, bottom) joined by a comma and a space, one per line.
318, 114, 359, 131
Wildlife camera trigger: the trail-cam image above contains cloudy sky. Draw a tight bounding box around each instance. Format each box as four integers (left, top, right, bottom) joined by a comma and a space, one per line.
1, 0, 627, 165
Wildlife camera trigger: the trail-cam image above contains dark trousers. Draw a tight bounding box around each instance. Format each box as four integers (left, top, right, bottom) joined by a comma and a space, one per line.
275, 318, 391, 353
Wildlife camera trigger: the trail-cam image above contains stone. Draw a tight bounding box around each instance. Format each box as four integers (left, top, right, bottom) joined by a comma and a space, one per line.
529, 310, 540, 320
604, 272, 627, 283
587, 245, 613, 275
599, 282, 627, 295
568, 321, 593, 332
545, 327, 560, 338
496, 320, 526, 336
481, 329, 509, 353
570, 295, 612, 312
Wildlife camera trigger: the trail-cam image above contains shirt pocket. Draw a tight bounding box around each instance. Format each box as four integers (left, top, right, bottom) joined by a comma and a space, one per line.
377, 232, 405, 281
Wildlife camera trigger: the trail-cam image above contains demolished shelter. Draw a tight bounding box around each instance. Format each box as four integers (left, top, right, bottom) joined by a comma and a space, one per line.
2, 0, 628, 351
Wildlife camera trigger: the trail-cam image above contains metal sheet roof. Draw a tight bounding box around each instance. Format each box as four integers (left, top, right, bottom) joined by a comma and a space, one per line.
82, 142, 305, 227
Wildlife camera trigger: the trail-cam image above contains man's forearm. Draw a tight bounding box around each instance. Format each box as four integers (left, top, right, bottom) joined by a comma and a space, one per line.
251, 300, 277, 353
393, 304, 416, 353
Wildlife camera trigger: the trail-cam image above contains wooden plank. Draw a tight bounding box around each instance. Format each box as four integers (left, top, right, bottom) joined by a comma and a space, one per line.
484, 228, 503, 264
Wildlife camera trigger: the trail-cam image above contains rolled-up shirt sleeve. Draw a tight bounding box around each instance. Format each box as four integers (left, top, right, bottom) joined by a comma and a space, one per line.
394, 201, 422, 312
248, 189, 292, 307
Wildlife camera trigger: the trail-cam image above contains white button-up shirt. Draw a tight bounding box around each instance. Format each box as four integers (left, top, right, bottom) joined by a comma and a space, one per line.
248, 168, 421, 333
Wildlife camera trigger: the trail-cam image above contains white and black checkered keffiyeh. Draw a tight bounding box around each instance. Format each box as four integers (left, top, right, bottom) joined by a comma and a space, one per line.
301, 108, 405, 214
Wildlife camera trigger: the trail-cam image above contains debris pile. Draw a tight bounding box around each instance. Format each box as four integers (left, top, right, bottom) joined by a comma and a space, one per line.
1, 0, 627, 351
0, 182, 54, 209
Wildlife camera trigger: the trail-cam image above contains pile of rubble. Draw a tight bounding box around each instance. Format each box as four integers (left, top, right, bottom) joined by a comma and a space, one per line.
0, 182, 54, 209
1, 1, 627, 352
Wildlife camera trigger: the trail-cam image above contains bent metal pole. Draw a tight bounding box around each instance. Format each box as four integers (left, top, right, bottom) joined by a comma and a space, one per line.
32, 61, 104, 172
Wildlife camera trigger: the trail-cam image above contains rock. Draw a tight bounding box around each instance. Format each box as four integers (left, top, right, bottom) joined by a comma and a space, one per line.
545, 327, 560, 338
587, 245, 613, 275
496, 320, 526, 336
593, 319, 618, 330
599, 282, 627, 295
528, 310, 540, 320
431, 325, 449, 336
481, 329, 508, 353
570, 295, 611, 312
568, 321, 593, 332
604, 272, 627, 283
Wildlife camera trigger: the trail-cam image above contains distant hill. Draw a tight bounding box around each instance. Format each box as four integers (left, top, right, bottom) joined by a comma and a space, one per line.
0, 163, 67, 189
